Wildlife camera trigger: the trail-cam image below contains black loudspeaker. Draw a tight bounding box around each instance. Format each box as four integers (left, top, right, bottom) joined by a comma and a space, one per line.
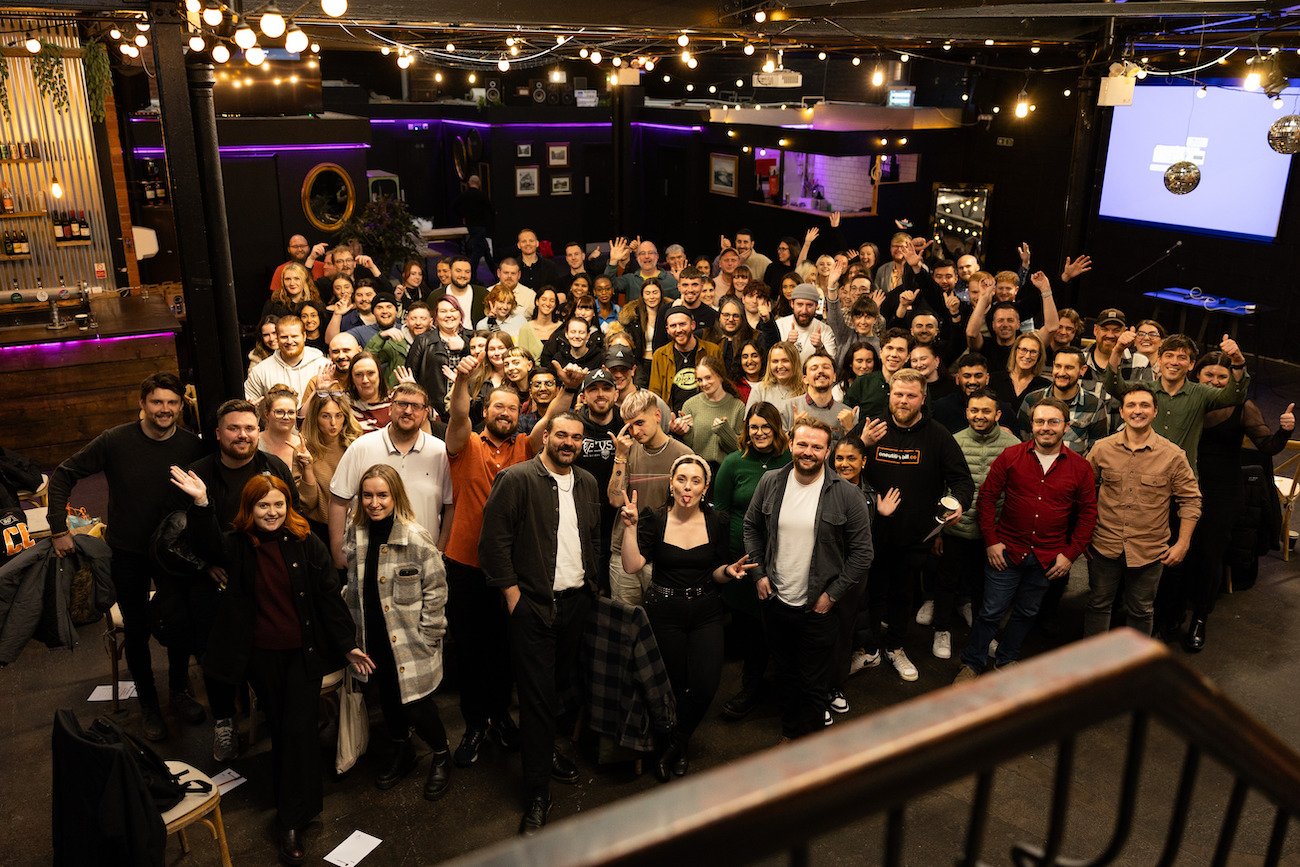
531, 80, 547, 104
485, 78, 501, 102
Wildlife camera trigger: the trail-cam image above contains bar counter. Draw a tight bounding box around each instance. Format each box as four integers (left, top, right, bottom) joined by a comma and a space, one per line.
0, 294, 182, 467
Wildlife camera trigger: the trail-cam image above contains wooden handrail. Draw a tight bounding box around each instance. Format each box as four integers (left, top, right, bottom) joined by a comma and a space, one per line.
448, 631, 1300, 866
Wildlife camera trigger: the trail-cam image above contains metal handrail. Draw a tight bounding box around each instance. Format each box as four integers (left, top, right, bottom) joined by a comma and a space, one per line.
449, 630, 1300, 866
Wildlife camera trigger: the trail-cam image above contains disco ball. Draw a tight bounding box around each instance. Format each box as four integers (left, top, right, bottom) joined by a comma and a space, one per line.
1163, 161, 1201, 195
1268, 115, 1300, 155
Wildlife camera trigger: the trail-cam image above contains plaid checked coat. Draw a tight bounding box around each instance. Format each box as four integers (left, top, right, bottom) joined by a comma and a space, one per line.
343, 515, 448, 704
581, 595, 676, 753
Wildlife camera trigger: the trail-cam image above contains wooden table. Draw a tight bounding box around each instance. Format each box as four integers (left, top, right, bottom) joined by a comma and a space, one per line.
0, 293, 182, 466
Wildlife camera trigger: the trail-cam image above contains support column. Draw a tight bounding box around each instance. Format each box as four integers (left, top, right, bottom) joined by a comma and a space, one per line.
148, 1, 243, 421
611, 83, 644, 236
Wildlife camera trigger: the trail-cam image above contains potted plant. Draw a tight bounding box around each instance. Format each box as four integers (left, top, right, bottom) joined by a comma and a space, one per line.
336, 196, 421, 280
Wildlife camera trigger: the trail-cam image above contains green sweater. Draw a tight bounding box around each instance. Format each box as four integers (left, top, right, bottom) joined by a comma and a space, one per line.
845, 371, 888, 421
680, 392, 746, 464
713, 447, 793, 555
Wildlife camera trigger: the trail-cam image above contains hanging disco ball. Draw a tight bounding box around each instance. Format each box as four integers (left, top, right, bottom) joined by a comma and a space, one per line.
1267, 115, 1300, 155
1163, 161, 1201, 195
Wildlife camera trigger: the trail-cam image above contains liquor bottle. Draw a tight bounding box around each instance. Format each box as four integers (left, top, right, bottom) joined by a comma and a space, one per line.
62, 212, 72, 239
52, 214, 63, 241
80, 211, 91, 240
16, 229, 27, 255
70, 212, 80, 236
145, 180, 156, 202
3, 231, 12, 256
1, 186, 12, 213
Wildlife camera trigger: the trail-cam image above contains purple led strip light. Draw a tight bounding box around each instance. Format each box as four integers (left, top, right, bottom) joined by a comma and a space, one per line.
133, 143, 370, 157
0, 331, 177, 353
369, 119, 702, 132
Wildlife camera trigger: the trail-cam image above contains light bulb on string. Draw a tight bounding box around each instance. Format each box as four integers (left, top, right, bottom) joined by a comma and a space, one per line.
680, 49, 691, 63
509, 45, 519, 56
51, 177, 64, 199
985, 38, 994, 46
1014, 89, 1029, 118
899, 53, 909, 63
943, 42, 952, 50
234, 23, 256, 49
259, 4, 285, 38
186, 0, 201, 12
708, 85, 716, 93
754, 9, 766, 22
212, 43, 230, 62
397, 54, 412, 69
310, 42, 319, 53
644, 59, 655, 71
591, 50, 603, 64
817, 51, 826, 60
744, 43, 755, 56
506, 37, 515, 46
498, 57, 510, 71
1063, 88, 1071, 96
468, 72, 476, 83
871, 66, 884, 86
188, 34, 206, 52
579, 47, 589, 58
445, 43, 455, 52
1197, 85, 1207, 98
678, 33, 689, 47
1030, 45, 1040, 54
851, 56, 860, 66
380, 45, 390, 55
136, 21, 150, 31
135, 34, 148, 47
118, 42, 133, 56
736, 79, 743, 86
686, 84, 694, 91
320, 0, 347, 17
687, 57, 697, 69
110, 28, 122, 40
434, 71, 443, 82
202, 3, 223, 26
1273, 97, 1285, 109
284, 24, 308, 54
24, 34, 40, 53
246, 45, 267, 65
663, 74, 671, 82
612, 56, 622, 67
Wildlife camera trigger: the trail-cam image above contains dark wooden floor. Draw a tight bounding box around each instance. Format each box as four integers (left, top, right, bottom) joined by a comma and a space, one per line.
5, 358, 1299, 865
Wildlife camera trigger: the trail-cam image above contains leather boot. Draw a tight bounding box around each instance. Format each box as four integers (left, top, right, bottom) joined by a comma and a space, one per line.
376, 736, 417, 790
1183, 618, 1207, 653
424, 749, 451, 801
654, 732, 684, 783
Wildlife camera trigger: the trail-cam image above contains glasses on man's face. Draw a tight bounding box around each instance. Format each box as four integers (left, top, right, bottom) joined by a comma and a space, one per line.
720, 311, 741, 320
393, 400, 428, 413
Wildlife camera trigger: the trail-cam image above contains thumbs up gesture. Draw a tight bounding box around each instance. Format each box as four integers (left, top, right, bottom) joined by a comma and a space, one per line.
1282, 402, 1295, 433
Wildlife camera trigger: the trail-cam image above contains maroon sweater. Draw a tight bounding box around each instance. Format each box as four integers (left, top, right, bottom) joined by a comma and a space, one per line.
252, 535, 302, 650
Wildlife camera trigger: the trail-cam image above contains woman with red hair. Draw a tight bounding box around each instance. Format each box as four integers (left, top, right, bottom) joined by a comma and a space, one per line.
171, 467, 371, 866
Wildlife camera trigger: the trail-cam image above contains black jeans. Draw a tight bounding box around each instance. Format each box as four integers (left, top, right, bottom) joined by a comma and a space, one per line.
644, 589, 725, 739
247, 648, 322, 833
110, 548, 191, 707
862, 543, 930, 652
463, 226, 496, 278
934, 535, 986, 632
763, 599, 839, 738
831, 576, 869, 689
446, 559, 514, 729
367, 618, 447, 749
509, 591, 591, 798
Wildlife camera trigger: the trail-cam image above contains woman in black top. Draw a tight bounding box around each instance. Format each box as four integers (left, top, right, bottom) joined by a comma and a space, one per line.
619, 454, 753, 781
171, 468, 370, 866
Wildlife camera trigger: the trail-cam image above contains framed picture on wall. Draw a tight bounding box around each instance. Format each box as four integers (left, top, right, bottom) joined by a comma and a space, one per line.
547, 143, 570, 167
516, 143, 532, 159
551, 175, 572, 196
709, 153, 739, 197
515, 166, 540, 197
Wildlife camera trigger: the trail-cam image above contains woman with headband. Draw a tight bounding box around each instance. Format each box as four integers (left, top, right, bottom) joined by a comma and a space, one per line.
618, 454, 755, 782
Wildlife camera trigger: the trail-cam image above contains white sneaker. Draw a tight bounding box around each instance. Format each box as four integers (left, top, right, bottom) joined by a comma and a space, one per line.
824, 709, 834, 727
849, 649, 881, 676
886, 649, 919, 682
932, 630, 952, 659
915, 600, 934, 626
989, 638, 999, 658
960, 602, 973, 626
828, 690, 849, 714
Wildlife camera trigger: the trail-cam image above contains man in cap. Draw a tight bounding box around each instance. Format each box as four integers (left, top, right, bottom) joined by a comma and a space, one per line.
775, 284, 836, 363
575, 367, 623, 580
347, 290, 400, 348
606, 346, 670, 433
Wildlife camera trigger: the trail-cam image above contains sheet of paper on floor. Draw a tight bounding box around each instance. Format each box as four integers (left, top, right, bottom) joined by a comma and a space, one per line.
210, 768, 246, 795
88, 682, 136, 701
324, 830, 382, 867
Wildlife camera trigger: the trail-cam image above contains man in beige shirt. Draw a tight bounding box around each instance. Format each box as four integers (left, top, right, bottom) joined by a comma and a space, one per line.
1084, 383, 1201, 637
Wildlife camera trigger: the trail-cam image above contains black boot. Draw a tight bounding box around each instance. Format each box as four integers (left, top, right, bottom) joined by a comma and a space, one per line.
673, 738, 689, 777
376, 736, 417, 790
1183, 618, 1207, 652
277, 828, 305, 865
424, 748, 451, 800
654, 733, 684, 783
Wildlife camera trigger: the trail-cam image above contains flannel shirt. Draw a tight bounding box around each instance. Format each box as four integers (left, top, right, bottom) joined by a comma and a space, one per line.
581, 596, 676, 753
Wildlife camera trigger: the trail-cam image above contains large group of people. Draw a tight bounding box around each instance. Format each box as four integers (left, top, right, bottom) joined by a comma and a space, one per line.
39, 220, 1294, 865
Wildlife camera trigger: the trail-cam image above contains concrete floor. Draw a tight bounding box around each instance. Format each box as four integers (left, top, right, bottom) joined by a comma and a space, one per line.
5, 359, 1299, 865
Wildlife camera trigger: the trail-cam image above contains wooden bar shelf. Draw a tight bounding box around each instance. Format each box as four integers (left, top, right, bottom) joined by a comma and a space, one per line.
0, 158, 41, 165
0, 212, 45, 220
0, 253, 33, 262
53, 239, 92, 247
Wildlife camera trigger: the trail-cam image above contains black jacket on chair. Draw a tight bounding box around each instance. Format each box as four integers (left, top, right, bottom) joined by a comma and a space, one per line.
185, 504, 356, 685
0, 535, 113, 664
52, 709, 165, 867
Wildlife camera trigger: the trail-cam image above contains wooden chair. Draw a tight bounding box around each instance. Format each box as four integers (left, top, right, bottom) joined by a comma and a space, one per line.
162, 761, 232, 867
1273, 440, 1300, 561
16, 473, 49, 508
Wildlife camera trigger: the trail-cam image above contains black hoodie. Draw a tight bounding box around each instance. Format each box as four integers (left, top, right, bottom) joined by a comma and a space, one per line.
862, 415, 975, 548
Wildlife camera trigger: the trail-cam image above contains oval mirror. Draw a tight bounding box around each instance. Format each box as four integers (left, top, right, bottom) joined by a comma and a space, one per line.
302, 163, 355, 233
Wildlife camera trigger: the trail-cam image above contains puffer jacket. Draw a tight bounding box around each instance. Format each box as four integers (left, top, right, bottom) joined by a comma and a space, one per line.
342, 515, 448, 704
0, 534, 113, 664
947, 426, 1021, 540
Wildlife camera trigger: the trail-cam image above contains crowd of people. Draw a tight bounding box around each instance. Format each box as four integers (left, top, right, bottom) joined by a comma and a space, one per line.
38, 219, 1295, 864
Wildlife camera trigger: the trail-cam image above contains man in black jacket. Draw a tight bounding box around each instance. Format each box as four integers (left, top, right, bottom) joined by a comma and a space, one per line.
47, 373, 205, 742
479, 412, 601, 837
857, 369, 975, 683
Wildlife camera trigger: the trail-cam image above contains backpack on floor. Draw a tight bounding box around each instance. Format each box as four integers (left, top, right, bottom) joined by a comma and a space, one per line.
85, 716, 209, 812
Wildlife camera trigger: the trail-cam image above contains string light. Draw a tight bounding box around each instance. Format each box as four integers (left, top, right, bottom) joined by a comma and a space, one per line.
687, 56, 698, 69
320, 0, 348, 17
134, 34, 149, 47
234, 23, 256, 50
1030, 46, 1040, 54
851, 56, 861, 66
185, 0, 201, 12
736, 78, 743, 86
686, 83, 694, 91
871, 66, 884, 87
259, 3, 286, 39
212, 43, 230, 63
817, 51, 826, 61
591, 50, 602, 64
381, 45, 390, 55
663, 74, 671, 82
644, 59, 655, 71
24, 34, 40, 53
202, 2, 223, 25
188, 34, 206, 52
509, 45, 519, 56
680, 49, 691, 63
612, 56, 622, 66
899, 53, 909, 63
579, 47, 589, 58
744, 43, 755, 56
284, 24, 308, 54
985, 38, 994, 46
397, 54, 412, 69
678, 33, 689, 47
246, 45, 267, 65
51, 177, 64, 199
1197, 85, 1207, 98
310, 43, 320, 53
1063, 88, 1072, 96
754, 9, 766, 22
109, 28, 122, 40
468, 72, 476, 83
1014, 89, 1029, 117
498, 57, 510, 71
445, 42, 455, 52
943, 42, 952, 50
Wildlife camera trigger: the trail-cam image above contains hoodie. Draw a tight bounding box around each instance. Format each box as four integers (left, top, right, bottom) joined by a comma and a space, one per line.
862, 415, 975, 548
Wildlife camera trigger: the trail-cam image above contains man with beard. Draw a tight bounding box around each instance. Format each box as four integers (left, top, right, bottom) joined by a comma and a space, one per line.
929, 353, 1022, 437
744, 418, 874, 740
652, 268, 717, 349
480, 412, 601, 836
325, 279, 378, 342
347, 291, 400, 349
1017, 347, 1108, 457
428, 256, 487, 328
1084, 385, 1200, 638
953, 397, 1096, 681
440, 354, 582, 772
605, 346, 670, 433
489, 258, 536, 319
649, 309, 723, 412
574, 368, 622, 584
606, 237, 679, 302
245, 315, 328, 404
965, 271, 1059, 374
368, 300, 433, 388
316, 244, 381, 301
781, 352, 852, 439
855, 370, 974, 682
1083, 309, 1149, 429
179, 399, 297, 761
775, 284, 836, 363
269, 234, 327, 293
48, 373, 204, 742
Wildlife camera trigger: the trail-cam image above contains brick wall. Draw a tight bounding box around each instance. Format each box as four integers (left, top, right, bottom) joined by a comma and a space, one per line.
781, 152, 877, 214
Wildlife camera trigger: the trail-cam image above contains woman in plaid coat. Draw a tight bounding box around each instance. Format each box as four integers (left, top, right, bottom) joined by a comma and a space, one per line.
342, 464, 451, 800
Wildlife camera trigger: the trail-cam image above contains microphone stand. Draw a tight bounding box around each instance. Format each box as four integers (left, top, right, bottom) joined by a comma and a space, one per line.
1124, 241, 1183, 285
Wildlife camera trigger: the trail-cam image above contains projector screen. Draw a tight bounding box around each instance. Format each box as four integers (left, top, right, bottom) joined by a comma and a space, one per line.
1097, 84, 1296, 241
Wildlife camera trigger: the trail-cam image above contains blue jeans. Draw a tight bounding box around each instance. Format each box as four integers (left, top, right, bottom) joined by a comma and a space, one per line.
960, 553, 1051, 672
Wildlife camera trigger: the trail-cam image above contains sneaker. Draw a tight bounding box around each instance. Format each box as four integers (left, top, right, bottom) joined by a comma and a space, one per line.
953, 665, 979, 684
848, 649, 881, 676
988, 638, 999, 658
932, 630, 952, 659
454, 726, 487, 768
960, 602, 973, 627
915, 600, 934, 626
212, 717, 238, 762
828, 690, 849, 714
886, 649, 919, 682
171, 689, 206, 725
823, 709, 833, 727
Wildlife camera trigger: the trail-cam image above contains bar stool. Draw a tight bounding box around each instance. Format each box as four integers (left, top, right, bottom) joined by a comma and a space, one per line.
16, 474, 49, 509
163, 760, 232, 867
103, 592, 154, 713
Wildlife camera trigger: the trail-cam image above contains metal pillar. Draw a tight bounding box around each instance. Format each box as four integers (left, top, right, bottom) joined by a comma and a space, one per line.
148, 1, 243, 422
611, 83, 644, 236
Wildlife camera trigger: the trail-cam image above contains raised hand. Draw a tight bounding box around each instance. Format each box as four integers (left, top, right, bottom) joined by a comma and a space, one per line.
317, 361, 338, 389
877, 487, 902, 516
724, 553, 757, 580
1061, 254, 1093, 282
1018, 242, 1031, 269
758, 298, 772, 319
829, 211, 842, 228
859, 416, 888, 446
1030, 270, 1052, 295
614, 423, 635, 458
836, 407, 856, 432
1282, 403, 1295, 432
356, 254, 375, 271
619, 489, 639, 527
944, 291, 962, 317
719, 234, 732, 250
455, 354, 481, 378
1115, 327, 1138, 352
393, 365, 416, 384
811, 324, 824, 348
669, 412, 693, 435
553, 360, 587, 391
169, 465, 208, 503
804, 226, 819, 245
311, 242, 328, 258
608, 236, 630, 263
869, 288, 887, 308
1219, 333, 1244, 364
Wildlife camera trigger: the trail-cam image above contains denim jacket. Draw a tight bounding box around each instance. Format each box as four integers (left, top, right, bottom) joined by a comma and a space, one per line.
742, 465, 875, 609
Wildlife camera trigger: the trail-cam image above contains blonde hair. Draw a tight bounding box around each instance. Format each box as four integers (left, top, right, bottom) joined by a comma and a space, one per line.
620, 388, 660, 421
351, 464, 417, 527
272, 262, 321, 308
302, 391, 363, 457
762, 341, 806, 395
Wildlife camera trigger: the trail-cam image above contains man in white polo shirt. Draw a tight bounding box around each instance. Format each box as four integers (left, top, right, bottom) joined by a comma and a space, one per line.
327, 382, 453, 567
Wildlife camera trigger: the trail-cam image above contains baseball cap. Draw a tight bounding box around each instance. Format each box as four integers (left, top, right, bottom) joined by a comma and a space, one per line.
605, 346, 635, 369
371, 291, 400, 310
582, 368, 616, 391
1096, 308, 1126, 327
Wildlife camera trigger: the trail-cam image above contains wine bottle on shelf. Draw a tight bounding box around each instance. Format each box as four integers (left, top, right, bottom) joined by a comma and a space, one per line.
80, 211, 91, 240
3, 231, 12, 256
1, 186, 12, 213
144, 181, 156, 202
62, 212, 72, 239
51, 214, 62, 241
156, 180, 167, 203
70, 212, 81, 236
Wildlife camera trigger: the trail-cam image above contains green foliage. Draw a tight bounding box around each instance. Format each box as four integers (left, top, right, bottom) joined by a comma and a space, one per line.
32, 42, 70, 113
83, 41, 110, 123
337, 196, 421, 279
0, 57, 10, 121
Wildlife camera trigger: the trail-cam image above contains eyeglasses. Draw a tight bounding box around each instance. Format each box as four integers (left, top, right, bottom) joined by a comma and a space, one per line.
270, 409, 296, 419
393, 400, 428, 412
1136, 330, 1162, 338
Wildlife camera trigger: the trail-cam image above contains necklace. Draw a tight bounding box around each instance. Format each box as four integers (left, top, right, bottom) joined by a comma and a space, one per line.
642, 438, 671, 457
554, 471, 573, 492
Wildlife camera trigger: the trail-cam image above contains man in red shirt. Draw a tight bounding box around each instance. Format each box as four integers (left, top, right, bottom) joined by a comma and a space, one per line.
443, 354, 581, 767
955, 396, 1097, 681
